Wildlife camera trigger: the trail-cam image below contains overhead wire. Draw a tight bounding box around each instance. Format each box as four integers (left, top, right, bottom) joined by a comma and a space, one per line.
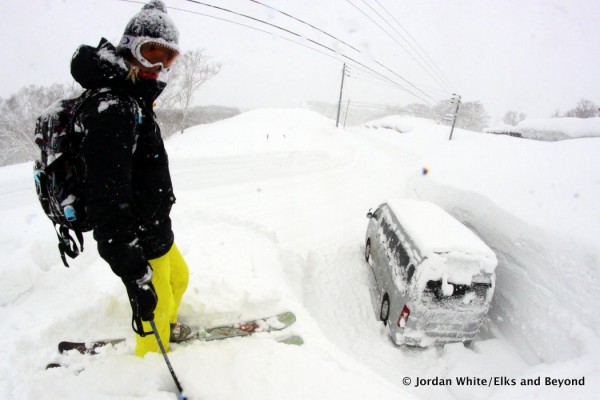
118, 0, 441, 106
247, 0, 361, 53
346, 0, 449, 95
118, 0, 349, 64
182, 0, 344, 57
180, 0, 439, 104
346, 65, 448, 102
347, 102, 437, 120
247, 0, 449, 104
349, 100, 404, 109
358, 0, 452, 92
409, 82, 454, 98
346, 67, 409, 91
372, 0, 454, 90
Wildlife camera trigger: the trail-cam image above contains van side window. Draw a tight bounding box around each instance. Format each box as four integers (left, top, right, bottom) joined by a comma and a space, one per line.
381, 217, 399, 252
396, 241, 410, 269
381, 218, 409, 268
406, 265, 415, 282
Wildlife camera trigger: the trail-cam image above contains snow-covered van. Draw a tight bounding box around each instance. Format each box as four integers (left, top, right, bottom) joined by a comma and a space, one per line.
364, 199, 497, 347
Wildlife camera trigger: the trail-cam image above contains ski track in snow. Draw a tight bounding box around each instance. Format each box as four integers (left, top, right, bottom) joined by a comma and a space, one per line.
1, 109, 598, 400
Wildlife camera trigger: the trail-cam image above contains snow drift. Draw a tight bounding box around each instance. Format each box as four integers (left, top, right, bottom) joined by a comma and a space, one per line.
0, 110, 598, 400
485, 117, 600, 141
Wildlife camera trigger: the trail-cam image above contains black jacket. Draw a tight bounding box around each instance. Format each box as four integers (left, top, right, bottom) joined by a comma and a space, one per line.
71, 38, 175, 280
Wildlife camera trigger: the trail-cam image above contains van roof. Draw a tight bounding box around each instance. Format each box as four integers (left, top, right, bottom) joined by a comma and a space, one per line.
386, 199, 496, 265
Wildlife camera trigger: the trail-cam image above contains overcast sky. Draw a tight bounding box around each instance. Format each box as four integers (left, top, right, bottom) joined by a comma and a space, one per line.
1, 0, 599, 119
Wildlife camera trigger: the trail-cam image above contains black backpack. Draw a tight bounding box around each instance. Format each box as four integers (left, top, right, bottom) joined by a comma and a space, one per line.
33, 89, 103, 267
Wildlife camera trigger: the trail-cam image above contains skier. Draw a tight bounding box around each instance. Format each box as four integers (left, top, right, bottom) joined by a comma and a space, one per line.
69, 0, 191, 356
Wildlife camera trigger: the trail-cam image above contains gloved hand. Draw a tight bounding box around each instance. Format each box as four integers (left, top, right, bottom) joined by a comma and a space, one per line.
124, 265, 158, 335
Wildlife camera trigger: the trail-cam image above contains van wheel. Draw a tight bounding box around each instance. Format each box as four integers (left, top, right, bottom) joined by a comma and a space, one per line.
380, 294, 390, 326
365, 240, 371, 262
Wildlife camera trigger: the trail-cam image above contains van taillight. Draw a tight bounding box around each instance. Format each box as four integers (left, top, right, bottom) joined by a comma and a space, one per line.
397, 305, 410, 328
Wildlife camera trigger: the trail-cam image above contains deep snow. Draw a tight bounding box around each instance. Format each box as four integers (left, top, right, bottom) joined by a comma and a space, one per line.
516, 117, 600, 140
0, 109, 598, 399
486, 117, 600, 141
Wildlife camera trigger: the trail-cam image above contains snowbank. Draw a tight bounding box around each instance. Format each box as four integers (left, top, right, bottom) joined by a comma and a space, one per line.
404, 129, 600, 363
485, 118, 600, 142
1, 108, 598, 400
362, 115, 440, 133
516, 117, 600, 141
168, 108, 346, 158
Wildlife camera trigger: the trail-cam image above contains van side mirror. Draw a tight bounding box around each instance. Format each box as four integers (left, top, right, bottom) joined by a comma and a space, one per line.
366, 209, 373, 218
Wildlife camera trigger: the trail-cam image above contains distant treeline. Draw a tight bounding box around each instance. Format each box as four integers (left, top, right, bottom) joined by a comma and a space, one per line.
307, 99, 491, 132
0, 83, 239, 167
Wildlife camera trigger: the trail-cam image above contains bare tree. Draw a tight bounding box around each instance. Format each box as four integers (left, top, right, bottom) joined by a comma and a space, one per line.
157, 49, 221, 133
0, 83, 81, 166
503, 110, 527, 126
564, 98, 598, 118
431, 99, 489, 131
404, 102, 436, 119
456, 101, 490, 132
432, 99, 455, 123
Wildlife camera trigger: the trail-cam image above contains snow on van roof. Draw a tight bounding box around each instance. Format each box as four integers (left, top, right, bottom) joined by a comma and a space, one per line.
387, 199, 496, 265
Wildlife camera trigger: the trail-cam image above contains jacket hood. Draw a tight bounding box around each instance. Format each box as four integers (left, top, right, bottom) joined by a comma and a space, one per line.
71, 38, 166, 104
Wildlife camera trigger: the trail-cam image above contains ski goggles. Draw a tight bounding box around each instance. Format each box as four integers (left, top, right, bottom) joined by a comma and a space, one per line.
120, 35, 179, 70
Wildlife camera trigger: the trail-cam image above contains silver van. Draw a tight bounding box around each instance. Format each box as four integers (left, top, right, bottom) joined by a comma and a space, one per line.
365, 199, 497, 347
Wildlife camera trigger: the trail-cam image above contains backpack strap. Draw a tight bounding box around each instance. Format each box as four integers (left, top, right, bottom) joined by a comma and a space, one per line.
55, 224, 84, 268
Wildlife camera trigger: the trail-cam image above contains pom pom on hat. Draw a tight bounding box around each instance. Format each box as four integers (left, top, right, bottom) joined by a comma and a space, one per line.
118, 0, 179, 53
142, 0, 167, 12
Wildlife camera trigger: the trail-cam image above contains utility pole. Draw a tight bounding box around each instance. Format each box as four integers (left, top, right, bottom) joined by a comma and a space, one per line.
336, 63, 346, 127
343, 99, 351, 128
448, 93, 461, 140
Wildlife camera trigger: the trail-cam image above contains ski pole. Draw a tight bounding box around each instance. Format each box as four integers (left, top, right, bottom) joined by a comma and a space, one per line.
150, 320, 188, 400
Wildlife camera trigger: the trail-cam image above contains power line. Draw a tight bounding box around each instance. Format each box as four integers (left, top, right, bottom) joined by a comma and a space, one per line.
118, 0, 438, 105
183, 0, 341, 56
372, 0, 453, 90
248, 0, 361, 53
358, 0, 451, 92
180, 0, 437, 104
346, 65, 447, 101
119, 0, 348, 64
347, 103, 435, 119
409, 82, 453, 98
338, 1, 437, 103
347, 71, 419, 94
346, 0, 449, 94
350, 100, 404, 109
120, 1, 282, 41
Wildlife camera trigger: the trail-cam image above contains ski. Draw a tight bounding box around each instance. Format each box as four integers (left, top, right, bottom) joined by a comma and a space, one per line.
48, 312, 301, 368
198, 311, 297, 341
46, 334, 303, 370
278, 334, 304, 346
58, 338, 125, 355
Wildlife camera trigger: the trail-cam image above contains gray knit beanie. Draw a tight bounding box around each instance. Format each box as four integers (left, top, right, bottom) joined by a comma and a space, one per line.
117, 0, 180, 54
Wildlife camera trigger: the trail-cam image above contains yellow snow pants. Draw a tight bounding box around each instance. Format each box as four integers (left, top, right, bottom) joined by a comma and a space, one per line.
135, 243, 189, 357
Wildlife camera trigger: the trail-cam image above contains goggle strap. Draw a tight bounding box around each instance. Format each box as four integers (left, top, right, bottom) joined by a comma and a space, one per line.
119, 35, 179, 69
